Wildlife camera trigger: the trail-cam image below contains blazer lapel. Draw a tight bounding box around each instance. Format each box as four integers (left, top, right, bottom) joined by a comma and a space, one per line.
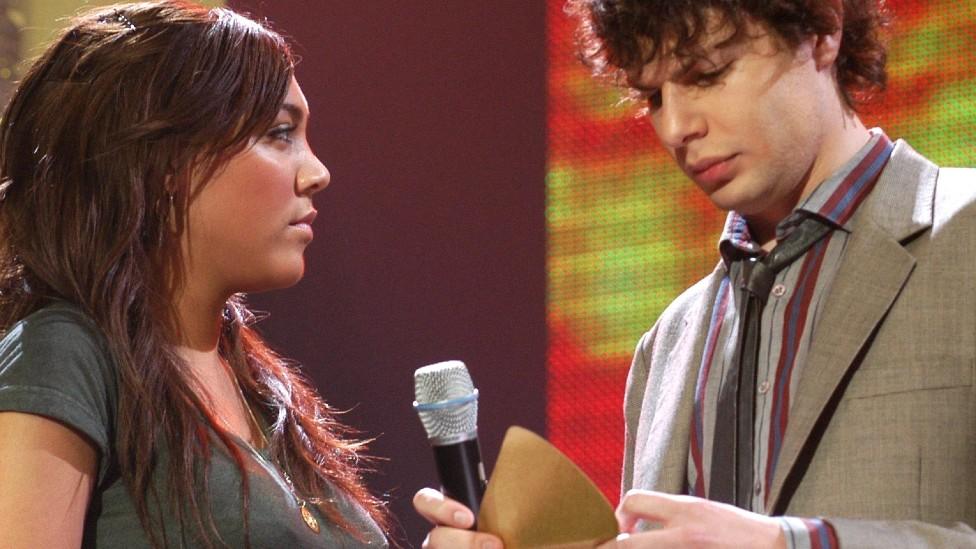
767, 140, 936, 511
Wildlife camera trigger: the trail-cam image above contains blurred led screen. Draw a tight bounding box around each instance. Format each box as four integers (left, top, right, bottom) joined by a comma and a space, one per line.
547, 0, 976, 502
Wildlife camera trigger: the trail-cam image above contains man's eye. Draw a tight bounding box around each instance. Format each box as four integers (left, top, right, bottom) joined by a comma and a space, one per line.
647, 90, 662, 109
637, 89, 662, 110
692, 63, 732, 87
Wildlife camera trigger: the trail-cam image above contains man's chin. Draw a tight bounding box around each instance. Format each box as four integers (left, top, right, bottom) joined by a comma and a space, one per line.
706, 190, 759, 214
705, 183, 779, 217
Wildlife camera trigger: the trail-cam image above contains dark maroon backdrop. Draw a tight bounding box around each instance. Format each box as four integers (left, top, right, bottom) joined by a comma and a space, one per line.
227, 1, 547, 545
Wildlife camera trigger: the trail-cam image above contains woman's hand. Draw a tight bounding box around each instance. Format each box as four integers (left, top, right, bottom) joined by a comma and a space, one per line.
413, 487, 504, 549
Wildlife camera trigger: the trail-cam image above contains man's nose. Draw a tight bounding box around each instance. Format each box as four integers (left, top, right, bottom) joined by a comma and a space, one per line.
653, 84, 707, 149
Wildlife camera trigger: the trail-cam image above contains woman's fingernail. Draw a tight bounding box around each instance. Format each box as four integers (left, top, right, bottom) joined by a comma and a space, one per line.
453, 510, 471, 525
480, 539, 502, 549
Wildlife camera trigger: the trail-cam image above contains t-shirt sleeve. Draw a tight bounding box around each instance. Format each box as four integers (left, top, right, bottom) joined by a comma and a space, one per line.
0, 306, 117, 484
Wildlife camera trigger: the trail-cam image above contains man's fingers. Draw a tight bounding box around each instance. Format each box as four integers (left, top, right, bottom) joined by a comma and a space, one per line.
598, 530, 685, 549
422, 526, 503, 549
413, 487, 475, 528
615, 490, 693, 532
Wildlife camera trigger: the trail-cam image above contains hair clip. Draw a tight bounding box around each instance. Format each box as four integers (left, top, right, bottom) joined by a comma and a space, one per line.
115, 10, 136, 31
100, 9, 136, 31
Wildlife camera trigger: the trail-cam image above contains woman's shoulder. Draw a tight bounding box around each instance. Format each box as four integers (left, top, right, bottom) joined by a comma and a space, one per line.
7, 299, 103, 338
0, 298, 117, 401
1, 300, 111, 366
0, 300, 118, 470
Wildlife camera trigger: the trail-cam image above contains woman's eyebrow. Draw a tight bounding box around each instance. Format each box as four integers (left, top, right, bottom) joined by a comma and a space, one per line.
280, 103, 308, 123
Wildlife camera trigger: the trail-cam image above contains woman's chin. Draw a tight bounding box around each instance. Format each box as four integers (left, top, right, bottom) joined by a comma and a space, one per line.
237, 262, 306, 294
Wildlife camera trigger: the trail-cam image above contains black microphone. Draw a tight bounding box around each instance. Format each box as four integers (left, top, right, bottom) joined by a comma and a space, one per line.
413, 360, 487, 525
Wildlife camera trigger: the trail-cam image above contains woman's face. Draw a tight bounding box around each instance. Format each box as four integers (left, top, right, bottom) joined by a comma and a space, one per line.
184, 77, 329, 298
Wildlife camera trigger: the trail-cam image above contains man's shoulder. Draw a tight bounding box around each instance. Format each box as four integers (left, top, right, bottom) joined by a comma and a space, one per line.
865, 140, 976, 238
900, 146, 976, 229
934, 166, 976, 220
635, 268, 724, 354
885, 140, 976, 201
670, 268, 724, 313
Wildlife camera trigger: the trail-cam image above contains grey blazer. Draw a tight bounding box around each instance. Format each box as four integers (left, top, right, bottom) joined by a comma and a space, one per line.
623, 141, 976, 547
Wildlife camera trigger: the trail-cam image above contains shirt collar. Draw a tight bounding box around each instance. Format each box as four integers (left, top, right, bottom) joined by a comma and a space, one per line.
718, 128, 894, 268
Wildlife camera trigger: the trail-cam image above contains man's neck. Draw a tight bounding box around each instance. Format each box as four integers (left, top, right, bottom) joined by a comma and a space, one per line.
749, 113, 871, 248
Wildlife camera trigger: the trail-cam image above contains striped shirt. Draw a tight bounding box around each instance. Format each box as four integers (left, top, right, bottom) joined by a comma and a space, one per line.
687, 129, 894, 548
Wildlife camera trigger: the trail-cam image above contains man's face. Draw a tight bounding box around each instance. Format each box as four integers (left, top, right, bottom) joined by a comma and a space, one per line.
630, 17, 841, 229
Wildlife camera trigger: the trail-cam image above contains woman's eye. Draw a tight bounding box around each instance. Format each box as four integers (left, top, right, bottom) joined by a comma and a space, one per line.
267, 124, 295, 144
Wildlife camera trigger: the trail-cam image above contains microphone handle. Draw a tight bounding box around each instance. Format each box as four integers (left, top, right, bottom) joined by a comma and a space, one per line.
432, 437, 487, 525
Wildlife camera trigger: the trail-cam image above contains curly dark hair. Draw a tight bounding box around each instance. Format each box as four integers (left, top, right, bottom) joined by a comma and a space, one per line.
567, 0, 890, 109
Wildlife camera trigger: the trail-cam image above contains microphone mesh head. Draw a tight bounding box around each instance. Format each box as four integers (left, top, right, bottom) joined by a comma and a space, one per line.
413, 360, 478, 445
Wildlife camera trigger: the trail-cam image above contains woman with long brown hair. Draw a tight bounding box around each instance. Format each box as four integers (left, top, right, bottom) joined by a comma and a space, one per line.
0, 2, 388, 547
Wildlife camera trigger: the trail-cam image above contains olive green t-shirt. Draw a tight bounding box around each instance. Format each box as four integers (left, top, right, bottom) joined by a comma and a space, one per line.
0, 302, 387, 548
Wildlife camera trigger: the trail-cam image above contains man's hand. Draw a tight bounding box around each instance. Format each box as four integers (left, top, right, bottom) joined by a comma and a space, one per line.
598, 490, 786, 548
412, 487, 504, 549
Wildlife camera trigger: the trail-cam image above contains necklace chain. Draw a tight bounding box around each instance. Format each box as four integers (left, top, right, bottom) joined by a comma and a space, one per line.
230, 370, 321, 534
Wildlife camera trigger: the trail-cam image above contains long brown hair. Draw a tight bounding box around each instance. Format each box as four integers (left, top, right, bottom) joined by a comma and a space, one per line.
0, 1, 387, 545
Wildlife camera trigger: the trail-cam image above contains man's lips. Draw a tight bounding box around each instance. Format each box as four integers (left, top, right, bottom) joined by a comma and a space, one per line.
687, 154, 738, 186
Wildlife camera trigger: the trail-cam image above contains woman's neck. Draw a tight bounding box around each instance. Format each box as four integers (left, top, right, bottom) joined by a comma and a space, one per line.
173, 280, 226, 354
172, 283, 263, 444
173, 288, 224, 397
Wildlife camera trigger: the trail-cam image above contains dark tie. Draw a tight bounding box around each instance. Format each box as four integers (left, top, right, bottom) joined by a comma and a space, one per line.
709, 216, 832, 510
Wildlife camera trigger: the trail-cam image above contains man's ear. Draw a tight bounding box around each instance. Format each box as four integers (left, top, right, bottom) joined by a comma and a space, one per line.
814, 0, 844, 70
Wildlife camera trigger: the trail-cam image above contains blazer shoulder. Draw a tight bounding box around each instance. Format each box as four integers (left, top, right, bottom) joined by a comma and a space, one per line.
934, 167, 976, 225
635, 267, 724, 357
867, 141, 976, 240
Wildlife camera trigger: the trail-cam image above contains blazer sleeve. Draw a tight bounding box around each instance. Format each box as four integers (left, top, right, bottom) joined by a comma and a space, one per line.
621, 327, 657, 494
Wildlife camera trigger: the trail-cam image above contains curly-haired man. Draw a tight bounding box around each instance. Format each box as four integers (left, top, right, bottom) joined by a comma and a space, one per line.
415, 1, 976, 547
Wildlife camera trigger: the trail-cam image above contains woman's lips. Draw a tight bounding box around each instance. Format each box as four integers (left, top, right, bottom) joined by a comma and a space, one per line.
292, 210, 317, 226
289, 210, 317, 240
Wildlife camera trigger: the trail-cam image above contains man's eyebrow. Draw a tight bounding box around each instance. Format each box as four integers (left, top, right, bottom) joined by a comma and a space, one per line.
628, 78, 659, 93
627, 35, 741, 90
682, 31, 742, 64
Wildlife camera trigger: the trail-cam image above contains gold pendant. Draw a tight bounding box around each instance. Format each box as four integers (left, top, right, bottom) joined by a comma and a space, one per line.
300, 503, 320, 533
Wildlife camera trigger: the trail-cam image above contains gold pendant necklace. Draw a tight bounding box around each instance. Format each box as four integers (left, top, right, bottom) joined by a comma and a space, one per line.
233, 373, 321, 534
281, 468, 322, 534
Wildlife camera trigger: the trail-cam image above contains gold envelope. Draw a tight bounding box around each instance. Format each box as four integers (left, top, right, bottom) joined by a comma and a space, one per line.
477, 426, 618, 548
